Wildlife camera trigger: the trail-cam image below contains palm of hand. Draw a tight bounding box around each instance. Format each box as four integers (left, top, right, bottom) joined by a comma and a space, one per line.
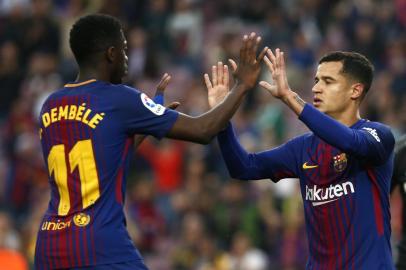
273, 70, 290, 98
260, 49, 291, 99
204, 62, 230, 109
208, 84, 228, 108
235, 64, 261, 89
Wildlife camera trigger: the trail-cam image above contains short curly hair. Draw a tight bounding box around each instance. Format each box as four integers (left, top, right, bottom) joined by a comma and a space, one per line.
69, 14, 123, 65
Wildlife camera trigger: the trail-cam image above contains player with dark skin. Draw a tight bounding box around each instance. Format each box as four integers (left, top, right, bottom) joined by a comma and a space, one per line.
75, 27, 267, 144
35, 14, 268, 270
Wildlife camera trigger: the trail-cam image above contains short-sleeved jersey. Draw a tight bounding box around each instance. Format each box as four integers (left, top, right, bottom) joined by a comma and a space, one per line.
218, 112, 395, 269
35, 80, 178, 269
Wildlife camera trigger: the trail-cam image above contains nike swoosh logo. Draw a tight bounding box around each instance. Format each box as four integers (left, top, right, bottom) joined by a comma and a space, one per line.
302, 162, 318, 169
312, 199, 338, 206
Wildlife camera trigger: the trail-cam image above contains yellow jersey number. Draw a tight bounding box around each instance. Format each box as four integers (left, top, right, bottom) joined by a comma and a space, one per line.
47, 139, 100, 216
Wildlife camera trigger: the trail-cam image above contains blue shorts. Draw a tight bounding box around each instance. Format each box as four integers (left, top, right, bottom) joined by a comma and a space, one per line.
63, 260, 148, 270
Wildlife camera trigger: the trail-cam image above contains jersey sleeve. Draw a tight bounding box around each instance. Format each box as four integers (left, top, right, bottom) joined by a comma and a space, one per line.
217, 123, 301, 182
116, 85, 179, 139
299, 104, 395, 165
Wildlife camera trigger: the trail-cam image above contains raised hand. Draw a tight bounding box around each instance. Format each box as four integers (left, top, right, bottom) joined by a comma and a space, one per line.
134, 73, 180, 149
231, 32, 268, 89
204, 61, 230, 109
155, 73, 171, 96
259, 48, 292, 99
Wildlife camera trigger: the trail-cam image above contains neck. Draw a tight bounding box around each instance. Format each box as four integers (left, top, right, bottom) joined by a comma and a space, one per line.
76, 64, 110, 83
329, 109, 361, 127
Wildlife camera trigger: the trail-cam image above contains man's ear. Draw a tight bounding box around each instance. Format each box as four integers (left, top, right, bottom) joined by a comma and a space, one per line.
351, 83, 364, 100
106, 46, 116, 63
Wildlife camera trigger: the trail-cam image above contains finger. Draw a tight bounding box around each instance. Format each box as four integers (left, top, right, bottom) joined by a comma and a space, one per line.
252, 36, 261, 62
280, 51, 286, 69
264, 56, 275, 74
257, 46, 268, 62
228, 59, 238, 73
204, 73, 213, 90
240, 34, 248, 64
167, 101, 180, 110
224, 64, 229, 90
259, 81, 274, 91
212, 65, 218, 86
246, 32, 256, 63
157, 73, 171, 92
217, 61, 223, 85
268, 49, 277, 66
275, 48, 280, 68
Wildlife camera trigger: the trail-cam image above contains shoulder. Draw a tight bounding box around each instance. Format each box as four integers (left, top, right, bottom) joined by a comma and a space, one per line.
359, 120, 392, 131
105, 84, 141, 97
40, 87, 65, 109
359, 120, 394, 142
100, 84, 145, 105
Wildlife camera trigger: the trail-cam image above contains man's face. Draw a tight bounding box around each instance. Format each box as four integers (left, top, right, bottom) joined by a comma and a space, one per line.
111, 30, 128, 84
312, 61, 353, 116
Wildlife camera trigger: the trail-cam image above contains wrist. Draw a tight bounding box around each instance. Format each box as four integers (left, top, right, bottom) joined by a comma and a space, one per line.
281, 90, 307, 116
234, 80, 251, 93
153, 93, 164, 105
281, 89, 296, 103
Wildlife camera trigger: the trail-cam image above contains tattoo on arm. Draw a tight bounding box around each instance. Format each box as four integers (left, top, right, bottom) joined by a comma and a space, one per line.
294, 94, 306, 108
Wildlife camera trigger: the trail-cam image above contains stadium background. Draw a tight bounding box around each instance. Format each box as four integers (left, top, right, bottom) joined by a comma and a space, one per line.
0, 0, 405, 269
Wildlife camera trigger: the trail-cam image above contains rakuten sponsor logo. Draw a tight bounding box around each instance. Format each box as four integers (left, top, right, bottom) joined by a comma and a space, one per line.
305, 181, 355, 206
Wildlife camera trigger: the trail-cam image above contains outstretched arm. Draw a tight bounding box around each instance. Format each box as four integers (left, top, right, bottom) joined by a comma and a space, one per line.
260, 49, 394, 163
201, 58, 298, 180
217, 123, 298, 181
165, 32, 268, 144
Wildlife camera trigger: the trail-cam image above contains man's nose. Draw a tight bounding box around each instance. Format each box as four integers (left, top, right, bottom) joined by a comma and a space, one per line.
312, 84, 322, 93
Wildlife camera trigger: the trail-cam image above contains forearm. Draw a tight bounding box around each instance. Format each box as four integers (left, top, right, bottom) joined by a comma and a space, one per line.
196, 82, 248, 140
217, 124, 262, 180
281, 90, 306, 116
218, 124, 250, 179
280, 90, 355, 151
298, 104, 355, 150
167, 83, 248, 144
217, 123, 297, 180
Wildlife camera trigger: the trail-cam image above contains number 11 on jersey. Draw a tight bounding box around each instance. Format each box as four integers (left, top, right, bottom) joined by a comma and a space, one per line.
47, 139, 100, 216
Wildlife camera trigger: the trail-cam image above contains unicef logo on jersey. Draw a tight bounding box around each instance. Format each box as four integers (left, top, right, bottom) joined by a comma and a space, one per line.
140, 93, 165, 116
73, 213, 91, 227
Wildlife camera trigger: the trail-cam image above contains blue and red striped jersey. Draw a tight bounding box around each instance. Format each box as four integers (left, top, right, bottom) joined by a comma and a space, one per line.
218, 104, 395, 269
35, 79, 178, 269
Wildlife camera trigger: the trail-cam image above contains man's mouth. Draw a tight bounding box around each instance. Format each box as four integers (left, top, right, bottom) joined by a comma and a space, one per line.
313, 97, 322, 106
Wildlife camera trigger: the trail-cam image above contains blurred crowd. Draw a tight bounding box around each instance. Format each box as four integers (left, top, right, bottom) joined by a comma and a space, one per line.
0, 0, 405, 269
